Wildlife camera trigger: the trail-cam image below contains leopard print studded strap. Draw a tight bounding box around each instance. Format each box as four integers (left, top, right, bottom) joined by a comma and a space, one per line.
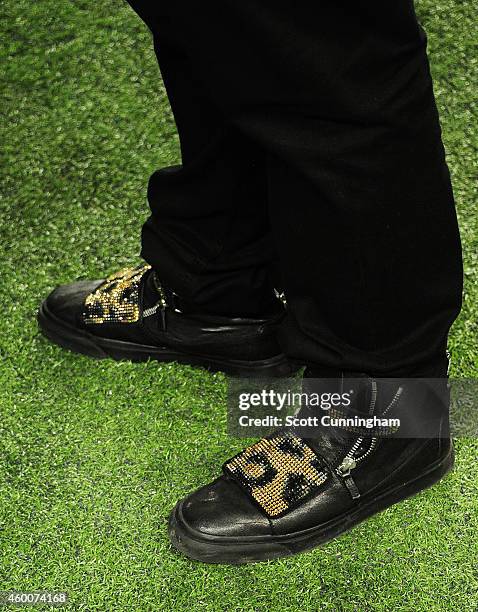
223, 432, 328, 518
83, 264, 151, 325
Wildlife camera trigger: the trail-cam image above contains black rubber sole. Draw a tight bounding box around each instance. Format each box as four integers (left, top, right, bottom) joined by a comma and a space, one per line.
168, 447, 455, 564
37, 301, 294, 377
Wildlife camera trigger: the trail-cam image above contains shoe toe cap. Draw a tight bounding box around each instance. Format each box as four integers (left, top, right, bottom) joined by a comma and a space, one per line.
177, 476, 271, 538
45, 280, 103, 326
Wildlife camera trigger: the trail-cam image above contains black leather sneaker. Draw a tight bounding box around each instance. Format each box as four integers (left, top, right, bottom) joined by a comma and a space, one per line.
168, 374, 453, 563
37, 264, 293, 376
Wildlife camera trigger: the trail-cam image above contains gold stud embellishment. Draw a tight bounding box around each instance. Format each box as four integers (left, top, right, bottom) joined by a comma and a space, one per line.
224, 433, 328, 517
83, 264, 151, 325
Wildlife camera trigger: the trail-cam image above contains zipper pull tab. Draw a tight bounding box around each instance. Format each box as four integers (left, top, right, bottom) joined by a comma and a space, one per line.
142, 299, 167, 330
342, 475, 361, 499
152, 272, 169, 331
337, 456, 356, 477
337, 457, 361, 500
159, 304, 167, 331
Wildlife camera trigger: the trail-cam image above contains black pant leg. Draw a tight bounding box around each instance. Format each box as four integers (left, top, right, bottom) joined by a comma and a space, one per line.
127, 1, 280, 317
129, 0, 463, 374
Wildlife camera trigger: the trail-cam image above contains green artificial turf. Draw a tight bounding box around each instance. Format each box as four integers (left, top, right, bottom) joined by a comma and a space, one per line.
0, 1, 477, 610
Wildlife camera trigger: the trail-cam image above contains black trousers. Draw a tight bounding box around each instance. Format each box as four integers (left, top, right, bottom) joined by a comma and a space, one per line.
127, 1, 463, 375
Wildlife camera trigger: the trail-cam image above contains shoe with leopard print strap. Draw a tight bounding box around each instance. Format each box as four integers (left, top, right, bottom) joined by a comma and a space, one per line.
37, 263, 293, 376
168, 373, 453, 563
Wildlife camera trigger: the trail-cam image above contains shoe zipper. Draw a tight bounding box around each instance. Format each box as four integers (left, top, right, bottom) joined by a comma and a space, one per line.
335, 380, 378, 500
335, 382, 404, 500
336, 438, 377, 500
143, 277, 168, 329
